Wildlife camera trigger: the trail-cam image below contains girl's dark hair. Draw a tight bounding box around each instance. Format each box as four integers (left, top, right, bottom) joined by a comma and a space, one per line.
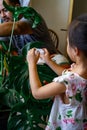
68, 13, 87, 56
9, 0, 20, 5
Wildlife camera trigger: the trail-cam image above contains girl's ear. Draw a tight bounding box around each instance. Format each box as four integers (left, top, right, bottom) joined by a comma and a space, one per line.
74, 46, 79, 56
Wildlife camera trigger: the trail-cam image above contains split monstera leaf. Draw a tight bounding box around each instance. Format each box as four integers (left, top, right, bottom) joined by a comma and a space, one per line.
3, 0, 42, 28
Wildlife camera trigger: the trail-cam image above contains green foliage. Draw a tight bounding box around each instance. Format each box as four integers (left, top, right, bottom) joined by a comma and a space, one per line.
0, 41, 57, 129
0, 2, 56, 129
3, 1, 42, 28
8, 95, 53, 130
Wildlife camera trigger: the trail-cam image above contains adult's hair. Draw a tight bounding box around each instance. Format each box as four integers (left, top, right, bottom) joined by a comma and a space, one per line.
68, 13, 87, 56
8, 0, 20, 5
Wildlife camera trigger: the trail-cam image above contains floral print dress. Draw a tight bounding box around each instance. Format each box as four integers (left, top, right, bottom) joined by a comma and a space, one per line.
45, 70, 87, 130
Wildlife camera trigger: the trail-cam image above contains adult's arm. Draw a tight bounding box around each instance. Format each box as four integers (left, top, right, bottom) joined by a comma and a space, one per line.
0, 20, 33, 36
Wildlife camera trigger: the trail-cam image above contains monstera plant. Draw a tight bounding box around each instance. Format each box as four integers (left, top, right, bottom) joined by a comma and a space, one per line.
0, 41, 57, 130
0, 1, 58, 130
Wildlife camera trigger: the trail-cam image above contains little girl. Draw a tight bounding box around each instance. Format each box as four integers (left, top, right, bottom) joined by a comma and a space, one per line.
27, 14, 87, 130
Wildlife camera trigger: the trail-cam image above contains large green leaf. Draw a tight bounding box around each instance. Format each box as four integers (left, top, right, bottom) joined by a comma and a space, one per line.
0, 42, 56, 129
22, 41, 46, 58
0, 75, 3, 87
8, 95, 52, 130
0, 87, 22, 109
0, 1, 55, 128
0, 41, 8, 51
3, 1, 42, 28
0, 18, 58, 129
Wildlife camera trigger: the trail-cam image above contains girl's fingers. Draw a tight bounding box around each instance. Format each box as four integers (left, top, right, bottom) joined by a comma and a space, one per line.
43, 48, 48, 54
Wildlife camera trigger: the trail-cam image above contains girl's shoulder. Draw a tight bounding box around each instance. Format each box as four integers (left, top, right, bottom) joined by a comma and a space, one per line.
63, 69, 87, 80
53, 69, 87, 85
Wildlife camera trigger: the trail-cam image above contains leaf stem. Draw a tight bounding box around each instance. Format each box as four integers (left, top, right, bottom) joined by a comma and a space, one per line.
8, 18, 15, 53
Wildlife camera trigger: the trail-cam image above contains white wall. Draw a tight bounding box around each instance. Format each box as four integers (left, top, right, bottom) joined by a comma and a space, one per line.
31, 0, 71, 55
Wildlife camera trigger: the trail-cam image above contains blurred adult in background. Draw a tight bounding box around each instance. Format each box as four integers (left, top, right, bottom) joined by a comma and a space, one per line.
0, 0, 57, 54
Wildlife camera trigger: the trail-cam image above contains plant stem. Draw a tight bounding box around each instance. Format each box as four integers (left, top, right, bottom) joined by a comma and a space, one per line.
0, 52, 3, 76
8, 18, 15, 53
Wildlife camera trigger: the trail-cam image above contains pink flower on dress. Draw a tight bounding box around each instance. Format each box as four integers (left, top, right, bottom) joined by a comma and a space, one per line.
72, 83, 76, 94
63, 118, 75, 125
53, 121, 57, 127
84, 87, 87, 101
45, 126, 51, 130
70, 74, 75, 79
81, 81, 87, 88
63, 119, 68, 124
85, 92, 87, 101
83, 122, 87, 129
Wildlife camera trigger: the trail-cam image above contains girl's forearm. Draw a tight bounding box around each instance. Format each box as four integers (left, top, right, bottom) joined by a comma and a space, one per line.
28, 64, 42, 97
46, 59, 65, 75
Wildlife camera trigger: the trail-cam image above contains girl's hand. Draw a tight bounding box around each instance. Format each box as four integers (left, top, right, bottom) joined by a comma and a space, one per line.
40, 48, 51, 63
26, 48, 40, 64
40, 48, 50, 62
